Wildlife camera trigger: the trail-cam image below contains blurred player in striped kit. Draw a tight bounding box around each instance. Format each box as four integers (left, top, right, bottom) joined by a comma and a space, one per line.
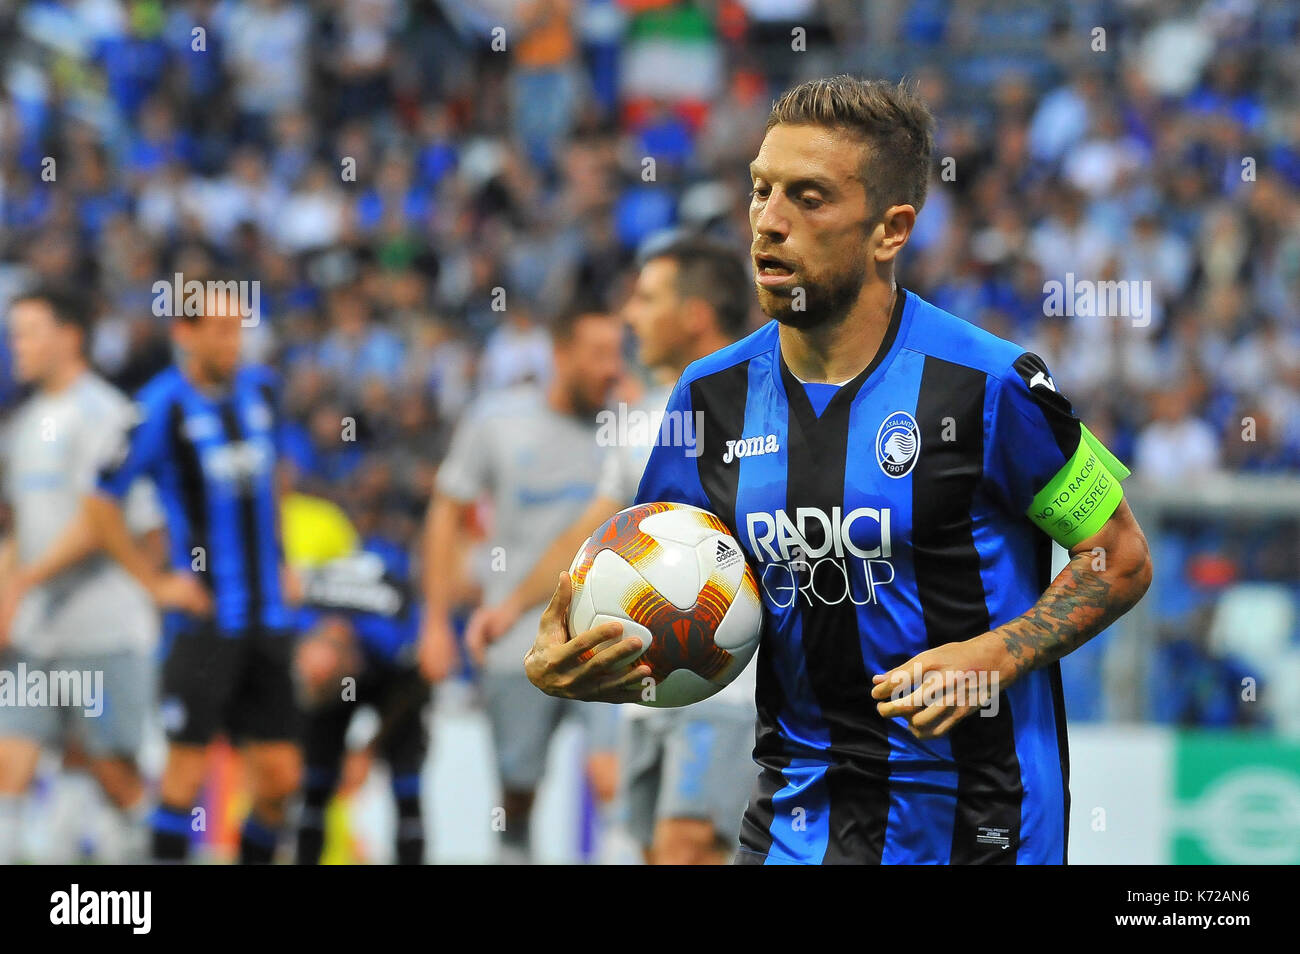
286, 492, 430, 865
467, 238, 757, 863
26, 282, 303, 863
0, 285, 163, 863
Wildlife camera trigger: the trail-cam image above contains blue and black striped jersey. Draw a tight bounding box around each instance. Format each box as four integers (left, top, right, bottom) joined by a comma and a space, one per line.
97, 364, 292, 637
636, 288, 1123, 865
295, 536, 420, 664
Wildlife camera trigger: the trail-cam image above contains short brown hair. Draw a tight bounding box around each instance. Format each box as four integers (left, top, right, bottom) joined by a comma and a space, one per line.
639, 235, 751, 339
765, 75, 935, 218
12, 283, 92, 338
13, 283, 93, 356
550, 307, 615, 346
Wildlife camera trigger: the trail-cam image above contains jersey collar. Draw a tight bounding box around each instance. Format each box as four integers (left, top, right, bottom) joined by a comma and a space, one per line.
771, 285, 912, 411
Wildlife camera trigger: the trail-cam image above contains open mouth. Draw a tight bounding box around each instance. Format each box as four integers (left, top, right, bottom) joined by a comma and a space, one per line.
754, 252, 797, 285
755, 252, 795, 277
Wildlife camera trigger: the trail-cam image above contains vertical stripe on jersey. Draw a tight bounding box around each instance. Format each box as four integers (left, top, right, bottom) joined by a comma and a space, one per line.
1038, 530, 1071, 863
687, 361, 791, 858
217, 400, 263, 631
688, 363, 748, 523
780, 357, 892, 865
167, 400, 211, 593
251, 382, 287, 629
911, 356, 1024, 864
1048, 660, 1070, 863
843, 350, 961, 864
731, 355, 825, 862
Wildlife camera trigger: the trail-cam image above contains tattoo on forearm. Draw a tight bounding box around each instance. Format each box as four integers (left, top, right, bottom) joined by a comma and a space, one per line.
999, 553, 1141, 678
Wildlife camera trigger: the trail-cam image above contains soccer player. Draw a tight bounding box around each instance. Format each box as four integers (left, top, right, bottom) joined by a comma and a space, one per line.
467, 237, 757, 864
28, 282, 303, 863
420, 307, 623, 863
525, 76, 1152, 864
0, 285, 162, 863
288, 495, 429, 865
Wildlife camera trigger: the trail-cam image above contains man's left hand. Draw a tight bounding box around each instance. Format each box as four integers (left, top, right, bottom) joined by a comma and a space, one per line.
871, 632, 1014, 740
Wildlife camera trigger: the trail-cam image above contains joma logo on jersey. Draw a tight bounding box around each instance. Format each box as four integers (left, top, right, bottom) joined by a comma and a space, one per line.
723, 434, 780, 463
746, 506, 892, 562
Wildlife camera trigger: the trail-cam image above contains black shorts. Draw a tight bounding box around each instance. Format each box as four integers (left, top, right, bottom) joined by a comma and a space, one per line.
302, 659, 429, 777
160, 624, 302, 746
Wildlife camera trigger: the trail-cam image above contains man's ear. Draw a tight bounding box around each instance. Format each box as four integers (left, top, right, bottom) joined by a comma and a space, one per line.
873, 204, 917, 264
61, 323, 87, 359
679, 296, 712, 336
549, 339, 570, 374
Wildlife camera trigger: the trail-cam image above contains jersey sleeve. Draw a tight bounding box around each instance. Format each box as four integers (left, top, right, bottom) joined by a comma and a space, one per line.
985, 353, 1131, 548
634, 379, 711, 509
436, 400, 493, 502
244, 364, 286, 458
74, 391, 141, 495
96, 392, 170, 500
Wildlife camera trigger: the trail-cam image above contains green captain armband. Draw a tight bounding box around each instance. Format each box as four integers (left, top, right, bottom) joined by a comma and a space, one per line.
1026, 425, 1132, 548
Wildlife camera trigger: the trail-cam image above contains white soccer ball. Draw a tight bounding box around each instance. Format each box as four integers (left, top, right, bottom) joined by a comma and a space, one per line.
567, 501, 763, 707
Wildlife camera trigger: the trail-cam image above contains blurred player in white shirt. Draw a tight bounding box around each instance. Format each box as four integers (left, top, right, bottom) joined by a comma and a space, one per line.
420, 306, 626, 863
466, 237, 757, 863
0, 286, 163, 863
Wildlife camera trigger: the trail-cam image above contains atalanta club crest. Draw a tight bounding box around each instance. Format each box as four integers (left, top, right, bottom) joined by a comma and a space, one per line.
876, 411, 920, 478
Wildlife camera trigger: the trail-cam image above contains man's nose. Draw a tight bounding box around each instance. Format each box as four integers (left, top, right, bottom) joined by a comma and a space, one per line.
753, 194, 790, 240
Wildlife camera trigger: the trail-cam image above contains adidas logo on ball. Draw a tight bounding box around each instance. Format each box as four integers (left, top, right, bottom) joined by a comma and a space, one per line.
715, 539, 743, 570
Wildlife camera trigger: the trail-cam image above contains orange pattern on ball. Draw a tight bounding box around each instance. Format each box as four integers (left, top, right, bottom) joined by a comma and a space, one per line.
569, 504, 759, 687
